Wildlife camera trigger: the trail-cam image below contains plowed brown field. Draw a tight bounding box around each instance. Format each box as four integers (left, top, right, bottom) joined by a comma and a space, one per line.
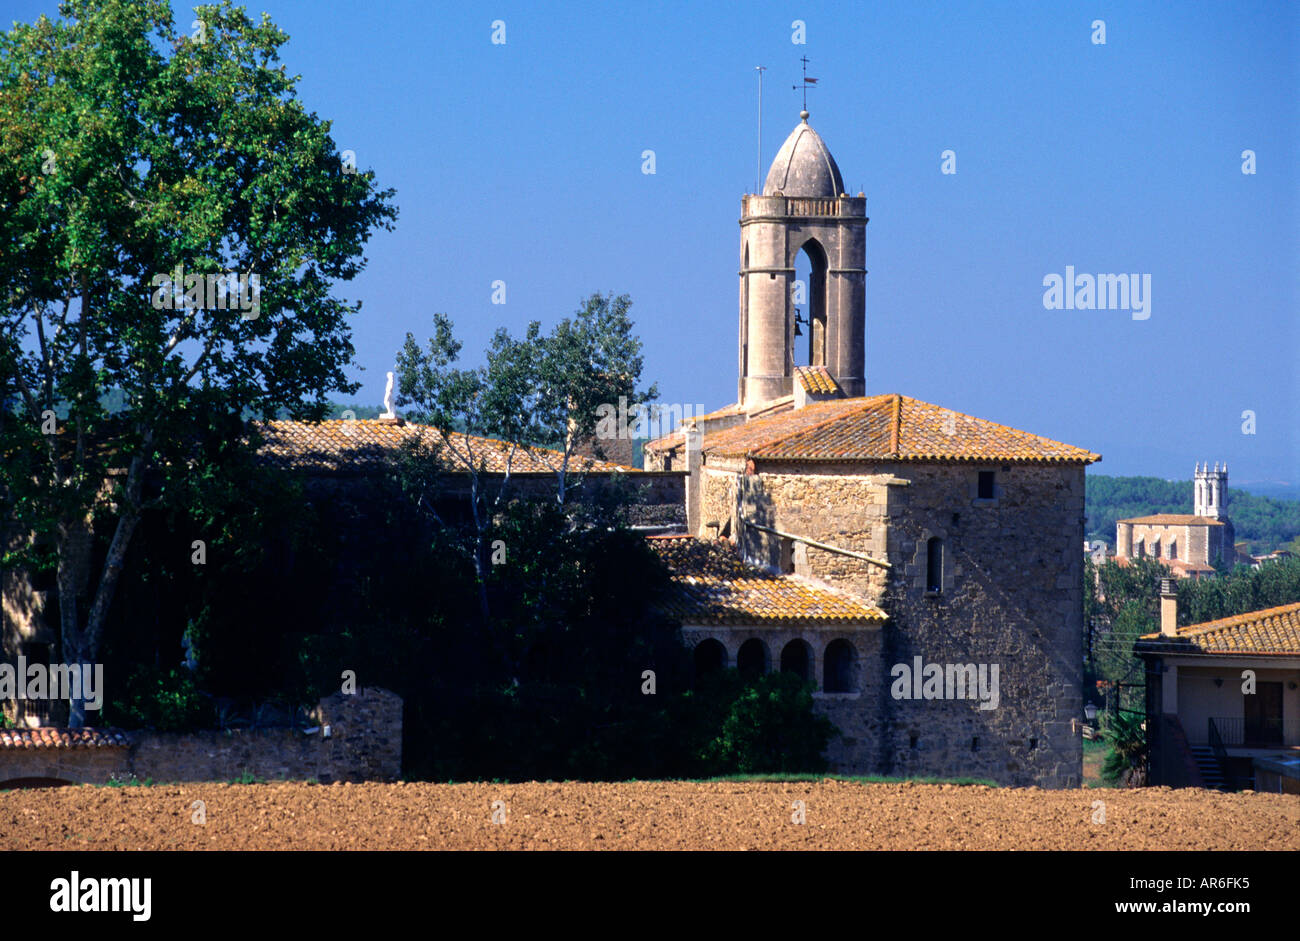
2, 780, 1297, 850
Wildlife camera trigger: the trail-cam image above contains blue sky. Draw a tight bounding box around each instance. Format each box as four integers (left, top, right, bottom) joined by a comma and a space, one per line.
12, 0, 1299, 489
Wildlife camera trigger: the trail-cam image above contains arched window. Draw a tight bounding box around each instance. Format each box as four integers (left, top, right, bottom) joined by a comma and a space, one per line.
792, 239, 828, 369
737, 638, 767, 679
693, 639, 726, 680
780, 639, 811, 683
824, 639, 855, 693
926, 537, 943, 592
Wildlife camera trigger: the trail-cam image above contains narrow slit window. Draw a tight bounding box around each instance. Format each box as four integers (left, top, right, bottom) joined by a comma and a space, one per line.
926, 537, 943, 593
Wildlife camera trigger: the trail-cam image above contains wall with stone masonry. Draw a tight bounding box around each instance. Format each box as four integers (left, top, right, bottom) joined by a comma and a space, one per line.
0, 687, 402, 786
874, 462, 1084, 788
690, 458, 1086, 788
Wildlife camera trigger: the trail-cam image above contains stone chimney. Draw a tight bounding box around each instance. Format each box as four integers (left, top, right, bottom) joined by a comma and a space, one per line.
684, 424, 703, 536
1159, 577, 1179, 637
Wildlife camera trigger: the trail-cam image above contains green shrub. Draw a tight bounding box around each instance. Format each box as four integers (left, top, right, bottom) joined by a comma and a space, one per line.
699, 671, 837, 774
1101, 710, 1146, 785
109, 666, 212, 731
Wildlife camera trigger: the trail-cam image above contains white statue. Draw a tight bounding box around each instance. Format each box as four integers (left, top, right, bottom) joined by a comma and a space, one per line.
381, 371, 396, 419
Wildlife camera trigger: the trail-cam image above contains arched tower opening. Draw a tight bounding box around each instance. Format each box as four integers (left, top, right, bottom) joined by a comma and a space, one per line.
792, 238, 828, 369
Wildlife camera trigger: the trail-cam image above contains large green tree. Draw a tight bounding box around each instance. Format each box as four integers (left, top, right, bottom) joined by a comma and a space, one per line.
394, 294, 657, 627
0, 0, 396, 724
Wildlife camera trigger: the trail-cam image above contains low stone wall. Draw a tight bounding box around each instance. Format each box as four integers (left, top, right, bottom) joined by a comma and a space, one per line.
0, 687, 401, 786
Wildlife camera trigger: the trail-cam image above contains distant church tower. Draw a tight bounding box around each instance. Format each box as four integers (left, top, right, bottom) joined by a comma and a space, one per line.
738, 110, 867, 406
1194, 461, 1228, 519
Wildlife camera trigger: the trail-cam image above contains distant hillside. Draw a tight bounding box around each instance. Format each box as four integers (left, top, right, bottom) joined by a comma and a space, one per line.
1086, 475, 1300, 554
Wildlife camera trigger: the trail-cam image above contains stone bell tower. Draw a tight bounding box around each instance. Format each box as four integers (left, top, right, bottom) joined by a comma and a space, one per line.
738, 109, 867, 407
1194, 461, 1228, 519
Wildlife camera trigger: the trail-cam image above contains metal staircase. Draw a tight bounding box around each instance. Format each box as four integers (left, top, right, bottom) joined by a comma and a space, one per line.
1188, 744, 1227, 790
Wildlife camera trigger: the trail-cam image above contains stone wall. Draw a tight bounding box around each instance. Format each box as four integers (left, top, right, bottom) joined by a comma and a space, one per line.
874, 462, 1085, 788
697, 458, 1086, 788
730, 463, 896, 605
0, 739, 131, 786
396, 470, 687, 528
0, 687, 402, 786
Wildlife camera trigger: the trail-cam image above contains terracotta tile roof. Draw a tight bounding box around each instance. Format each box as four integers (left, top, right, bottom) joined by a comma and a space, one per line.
1119, 514, 1225, 526
647, 535, 886, 626
675, 394, 1099, 464
0, 728, 130, 749
259, 419, 635, 474
1138, 601, 1300, 656
644, 402, 747, 452
1113, 556, 1217, 576
794, 365, 840, 395
1167, 558, 1216, 573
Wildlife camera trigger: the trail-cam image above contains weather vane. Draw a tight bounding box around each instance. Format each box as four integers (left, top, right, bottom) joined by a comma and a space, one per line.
793, 55, 818, 113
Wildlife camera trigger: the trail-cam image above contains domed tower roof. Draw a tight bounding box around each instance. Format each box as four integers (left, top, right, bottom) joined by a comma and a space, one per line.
762, 112, 845, 198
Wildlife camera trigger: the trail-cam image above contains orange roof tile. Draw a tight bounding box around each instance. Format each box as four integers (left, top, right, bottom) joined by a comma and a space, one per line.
794, 365, 840, 395
1113, 556, 1217, 576
0, 728, 130, 749
648, 536, 886, 626
1119, 514, 1225, 526
259, 419, 635, 475
674, 394, 1099, 464
1137, 601, 1300, 656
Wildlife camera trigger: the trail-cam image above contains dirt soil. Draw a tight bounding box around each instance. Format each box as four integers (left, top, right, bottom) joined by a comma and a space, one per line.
2, 780, 1297, 850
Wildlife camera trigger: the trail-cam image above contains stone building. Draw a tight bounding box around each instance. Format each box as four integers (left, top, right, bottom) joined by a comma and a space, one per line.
644, 110, 1101, 788
1115, 463, 1236, 577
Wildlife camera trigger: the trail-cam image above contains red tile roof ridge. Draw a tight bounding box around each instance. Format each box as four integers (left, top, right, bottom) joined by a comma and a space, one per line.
0, 727, 131, 749
1180, 600, 1300, 636
889, 393, 902, 456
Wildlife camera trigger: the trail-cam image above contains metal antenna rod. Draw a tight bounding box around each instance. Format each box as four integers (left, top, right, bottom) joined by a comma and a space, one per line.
755, 66, 766, 194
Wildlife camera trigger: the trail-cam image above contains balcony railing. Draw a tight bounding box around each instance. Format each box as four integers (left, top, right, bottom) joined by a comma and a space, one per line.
1196, 716, 1300, 747
786, 197, 841, 217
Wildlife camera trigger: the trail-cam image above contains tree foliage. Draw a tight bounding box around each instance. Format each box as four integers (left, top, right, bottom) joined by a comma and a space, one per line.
0, 0, 396, 723
1100, 708, 1146, 786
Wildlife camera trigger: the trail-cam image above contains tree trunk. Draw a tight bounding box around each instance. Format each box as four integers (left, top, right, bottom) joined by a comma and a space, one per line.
61, 446, 148, 727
